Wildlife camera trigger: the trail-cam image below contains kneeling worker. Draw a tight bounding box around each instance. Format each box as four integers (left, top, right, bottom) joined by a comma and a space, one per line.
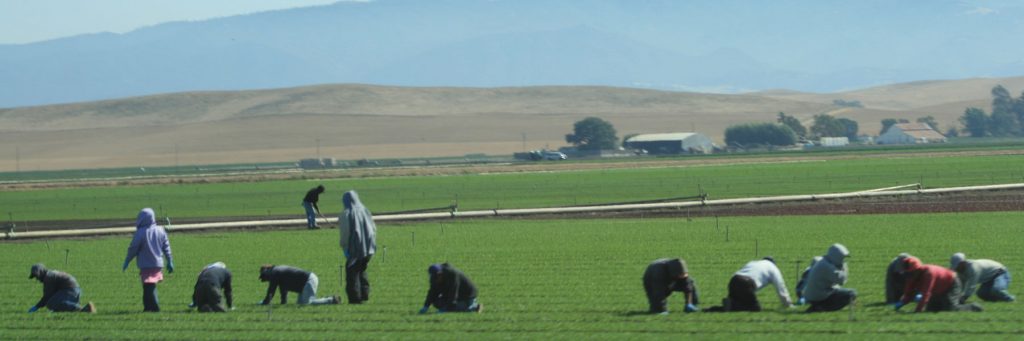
192, 262, 233, 312
28, 263, 95, 313
803, 243, 857, 312
951, 252, 1015, 302
419, 263, 481, 313
642, 258, 699, 314
895, 256, 982, 312
259, 265, 339, 305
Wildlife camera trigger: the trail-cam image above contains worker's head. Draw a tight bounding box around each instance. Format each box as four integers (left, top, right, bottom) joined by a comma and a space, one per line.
902, 256, 923, 273
342, 190, 360, 209
428, 264, 442, 276
950, 252, 967, 271
29, 263, 47, 281
316, 185, 325, 193
258, 264, 274, 282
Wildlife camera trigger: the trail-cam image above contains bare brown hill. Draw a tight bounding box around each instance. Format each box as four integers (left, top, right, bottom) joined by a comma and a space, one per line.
1, 78, 1018, 171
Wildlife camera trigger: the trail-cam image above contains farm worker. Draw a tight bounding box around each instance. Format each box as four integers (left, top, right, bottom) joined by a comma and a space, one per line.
123, 208, 174, 312
950, 252, 1015, 302
794, 256, 823, 305
340, 190, 377, 304
419, 263, 482, 313
724, 256, 792, 312
259, 265, 339, 305
192, 262, 234, 312
27, 263, 96, 313
642, 258, 699, 314
302, 185, 326, 229
894, 256, 982, 312
803, 243, 857, 312
885, 253, 914, 304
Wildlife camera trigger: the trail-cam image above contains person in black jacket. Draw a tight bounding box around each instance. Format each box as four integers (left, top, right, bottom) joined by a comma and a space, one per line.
302, 185, 326, 229
259, 265, 338, 305
192, 262, 233, 312
643, 258, 699, 314
419, 263, 482, 313
28, 263, 95, 313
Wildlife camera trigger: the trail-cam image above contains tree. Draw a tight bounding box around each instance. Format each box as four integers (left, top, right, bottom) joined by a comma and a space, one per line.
810, 114, 846, 138
565, 117, 618, 151
836, 118, 859, 140
916, 116, 938, 130
989, 111, 1018, 136
992, 85, 1014, 115
880, 118, 898, 135
777, 112, 807, 138
724, 123, 797, 147
959, 107, 989, 137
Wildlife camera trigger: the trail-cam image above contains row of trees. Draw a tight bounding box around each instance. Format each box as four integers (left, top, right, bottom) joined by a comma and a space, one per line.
959, 85, 1024, 137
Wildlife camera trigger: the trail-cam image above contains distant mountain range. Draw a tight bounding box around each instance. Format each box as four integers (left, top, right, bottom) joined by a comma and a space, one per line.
2, 0, 1024, 108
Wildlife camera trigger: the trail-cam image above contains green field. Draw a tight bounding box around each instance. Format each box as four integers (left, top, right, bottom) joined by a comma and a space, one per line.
1, 213, 1020, 339
3, 154, 1024, 224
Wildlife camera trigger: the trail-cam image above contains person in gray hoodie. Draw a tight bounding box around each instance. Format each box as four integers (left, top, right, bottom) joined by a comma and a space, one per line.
886, 253, 914, 304
28, 263, 95, 313
803, 243, 856, 312
340, 190, 377, 304
951, 252, 1015, 302
794, 256, 823, 305
642, 258, 699, 314
123, 208, 174, 312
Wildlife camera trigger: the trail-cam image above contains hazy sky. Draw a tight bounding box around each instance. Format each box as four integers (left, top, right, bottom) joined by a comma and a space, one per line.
0, 0, 345, 44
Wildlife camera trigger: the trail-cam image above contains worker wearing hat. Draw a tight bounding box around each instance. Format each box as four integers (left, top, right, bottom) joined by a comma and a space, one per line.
28, 263, 95, 313
419, 263, 481, 314
950, 252, 1015, 303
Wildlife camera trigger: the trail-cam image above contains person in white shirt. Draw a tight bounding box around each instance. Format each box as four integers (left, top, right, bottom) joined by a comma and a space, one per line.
723, 256, 793, 312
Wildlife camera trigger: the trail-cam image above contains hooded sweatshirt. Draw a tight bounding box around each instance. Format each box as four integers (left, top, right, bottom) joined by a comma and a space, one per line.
956, 259, 1007, 298
424, 263, 478, 308
340, 191, 377, 259
124, 208, 172, 269
803, 244, 850, 302
796, 256, 823, 299
901, 257, 957, 312
33, 266, 80, 309
643, 258, 691, 293
734, 259, 792, 306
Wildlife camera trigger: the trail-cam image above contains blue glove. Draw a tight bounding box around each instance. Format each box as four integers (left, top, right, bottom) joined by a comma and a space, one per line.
166, 259, 175, 274
893, 302, 906, 311
418, 306, 429, 314
28, 306, 38, 313
343, 250, 350, 258
913, 294, 922, 302
796, 297, 806, 305
684, 304, 698, 313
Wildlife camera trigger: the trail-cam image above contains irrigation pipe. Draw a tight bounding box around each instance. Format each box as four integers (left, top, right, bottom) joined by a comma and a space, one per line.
7, 182, 1024, 240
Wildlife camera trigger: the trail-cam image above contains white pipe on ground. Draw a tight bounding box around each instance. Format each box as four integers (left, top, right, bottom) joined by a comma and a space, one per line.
7, 183, 1024, 240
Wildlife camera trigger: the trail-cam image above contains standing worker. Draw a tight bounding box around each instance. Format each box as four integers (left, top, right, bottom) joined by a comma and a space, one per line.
419, 263, 482, 313
192, 262, 233, 312
894, 256, 982, 312
642, 258, 699, 314
259, 265, 339, 305
302, 185, 326, 229
803, 243, 857, 312
950, 252, 1015, 302
709, 257, 792, 312
123, 208, 174, 312
27, 263, 96, 313
340, 190, 376, 304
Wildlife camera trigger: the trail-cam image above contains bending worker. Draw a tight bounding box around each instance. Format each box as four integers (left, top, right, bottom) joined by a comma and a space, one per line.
28, 263, 95, 313
642, 258, 699, 314
419, 263, 482, 313
192, 262, 233, 312
950, 252, 1015, 302
803, 243, 857, 312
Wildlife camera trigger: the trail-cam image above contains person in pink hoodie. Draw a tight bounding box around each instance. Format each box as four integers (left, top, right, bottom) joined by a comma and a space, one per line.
895, 256, 981, 313
123, 208, 174, 312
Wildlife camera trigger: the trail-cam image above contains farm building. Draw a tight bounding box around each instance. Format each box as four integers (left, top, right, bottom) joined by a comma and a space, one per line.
819, 137, 849, 147
876, 123, 947, 144
623, 132, 715, 154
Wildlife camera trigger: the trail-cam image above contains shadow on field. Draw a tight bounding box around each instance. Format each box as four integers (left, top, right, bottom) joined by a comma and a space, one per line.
620, 310, 657, 316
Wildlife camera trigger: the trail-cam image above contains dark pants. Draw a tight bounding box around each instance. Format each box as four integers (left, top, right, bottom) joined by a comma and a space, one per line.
727, 275, 761, 312
432, 297, 480, 312
976, 269, 1014, 302
643, 278, 699, 313
46, 287, 84, 312
885, 270, 907, 304
194, 284, 226, 313
302, 202, 317, 228
806, 288, 857, 313
926, 277, 981, 312
143, 283, 160, 312
346, 256, 372, 304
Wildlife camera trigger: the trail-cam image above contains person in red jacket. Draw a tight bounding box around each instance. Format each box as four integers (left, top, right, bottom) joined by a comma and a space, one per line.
894, 256, 982, 313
